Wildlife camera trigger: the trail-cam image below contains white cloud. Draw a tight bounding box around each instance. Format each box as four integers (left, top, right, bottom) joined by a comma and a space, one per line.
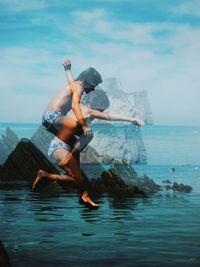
170, 0, 200, 17
0, 7, 200, 125
64, 9, 200, 125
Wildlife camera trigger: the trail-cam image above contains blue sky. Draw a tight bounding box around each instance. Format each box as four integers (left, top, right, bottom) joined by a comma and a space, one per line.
0, 0, 200, 125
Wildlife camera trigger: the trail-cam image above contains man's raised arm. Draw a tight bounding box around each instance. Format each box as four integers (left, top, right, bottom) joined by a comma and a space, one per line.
63, 58, 74, 83
63, 58, 92, 137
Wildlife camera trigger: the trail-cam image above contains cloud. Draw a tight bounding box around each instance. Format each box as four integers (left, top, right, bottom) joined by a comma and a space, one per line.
170, 0, 200, 17
0, 5, 200, 125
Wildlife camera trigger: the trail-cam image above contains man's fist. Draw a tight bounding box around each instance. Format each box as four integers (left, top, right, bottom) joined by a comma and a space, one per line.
63, 58, 71, 71
83, 127, 93, 139
131, 118, 145, 126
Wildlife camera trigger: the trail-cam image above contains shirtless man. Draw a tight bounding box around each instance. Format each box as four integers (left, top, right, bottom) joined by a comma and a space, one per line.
32, 79, 145, 208
33, 59, 102, 209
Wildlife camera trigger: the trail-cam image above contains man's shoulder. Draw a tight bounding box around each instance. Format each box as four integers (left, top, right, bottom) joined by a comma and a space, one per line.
59, 84, 70, 93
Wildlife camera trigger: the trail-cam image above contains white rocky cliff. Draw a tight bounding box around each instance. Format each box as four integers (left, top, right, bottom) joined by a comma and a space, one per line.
81, 77, 153, 164
0, 78, 153, 165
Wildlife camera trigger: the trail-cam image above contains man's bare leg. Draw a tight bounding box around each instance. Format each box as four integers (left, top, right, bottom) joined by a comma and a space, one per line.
32, 169, 79, 191
54, 148, 99, 208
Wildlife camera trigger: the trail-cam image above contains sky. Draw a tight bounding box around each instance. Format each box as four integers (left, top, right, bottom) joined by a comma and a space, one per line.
0, 0, 199, 125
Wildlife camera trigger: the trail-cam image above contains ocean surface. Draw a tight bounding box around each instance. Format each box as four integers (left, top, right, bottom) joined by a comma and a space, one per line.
0, 123, 200, 267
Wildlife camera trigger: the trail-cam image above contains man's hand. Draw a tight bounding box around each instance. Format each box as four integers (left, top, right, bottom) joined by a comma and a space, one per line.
63, 58, 71, 71
131, 118, 145, 126
83, 127, 93, 138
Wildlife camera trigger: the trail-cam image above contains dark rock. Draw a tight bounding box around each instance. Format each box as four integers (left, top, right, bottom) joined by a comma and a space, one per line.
162, 179, 172, 184
90, 168, 146, 196
111, 163, 160, 194
81, 163, 106, 180
0, 139, 59, 181
0, 126, 160, 197
171, 182, 193, 193
0, 241, 12, 267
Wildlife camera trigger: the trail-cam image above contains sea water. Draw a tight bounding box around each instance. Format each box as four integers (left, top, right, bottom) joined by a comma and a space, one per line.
0, 123, 200, 267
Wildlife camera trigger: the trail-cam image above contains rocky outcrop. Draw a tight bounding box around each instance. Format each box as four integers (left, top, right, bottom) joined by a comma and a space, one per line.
80, 78, 152, 163
90, 168, 146, 196
112, 163, 160, 193
164, 182, 193, 193
0, 139, 59, 180
88, 166, 159, 196
0, 137, 160, 196
0, 136, 192, 196
89, 124, 147, 164
0, 128, 19, 165
99, 78, 153, 124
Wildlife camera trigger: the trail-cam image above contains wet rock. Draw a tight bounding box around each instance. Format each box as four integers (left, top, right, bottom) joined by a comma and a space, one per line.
111, 163, 160, 194
163, 182, 193, 193
0, 241, 12, 267
171, 182, 193, 193
88, 163, 161, 196
162, 179, 172, 184
90, 168, 146, 196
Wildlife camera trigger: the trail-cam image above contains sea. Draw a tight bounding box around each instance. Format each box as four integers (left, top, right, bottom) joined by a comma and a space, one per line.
0, 123, 200, 267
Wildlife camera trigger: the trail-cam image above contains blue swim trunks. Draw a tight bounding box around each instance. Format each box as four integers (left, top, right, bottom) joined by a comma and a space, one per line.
48, 138, 71, 158
42, 111, 63, 134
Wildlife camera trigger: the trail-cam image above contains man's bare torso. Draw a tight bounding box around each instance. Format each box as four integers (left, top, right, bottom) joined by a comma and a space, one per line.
44, 84, 72, 115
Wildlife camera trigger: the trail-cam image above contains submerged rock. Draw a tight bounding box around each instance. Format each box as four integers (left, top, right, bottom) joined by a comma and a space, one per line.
171, 182, 193, 193
162, 180, 193, 193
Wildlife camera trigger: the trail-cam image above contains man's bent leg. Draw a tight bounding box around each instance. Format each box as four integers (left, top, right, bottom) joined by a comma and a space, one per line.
32, 170, 79, 191
57, 133, 93, 167
55, 149, 99, 208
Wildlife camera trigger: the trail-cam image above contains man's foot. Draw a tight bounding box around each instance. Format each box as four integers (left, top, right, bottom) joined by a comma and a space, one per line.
32, 170, 46, 192
79, 195, 99, 210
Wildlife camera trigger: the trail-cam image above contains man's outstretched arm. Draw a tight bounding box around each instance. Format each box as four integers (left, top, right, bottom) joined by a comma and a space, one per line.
88, 109, 145, 126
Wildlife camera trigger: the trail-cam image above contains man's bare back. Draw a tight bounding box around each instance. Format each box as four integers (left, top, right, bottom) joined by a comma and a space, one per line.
44, 84, 73, 115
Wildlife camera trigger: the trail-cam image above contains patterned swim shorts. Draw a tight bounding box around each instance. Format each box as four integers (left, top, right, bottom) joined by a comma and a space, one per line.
42, 111, 63, 134
48, 138, 71, 158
